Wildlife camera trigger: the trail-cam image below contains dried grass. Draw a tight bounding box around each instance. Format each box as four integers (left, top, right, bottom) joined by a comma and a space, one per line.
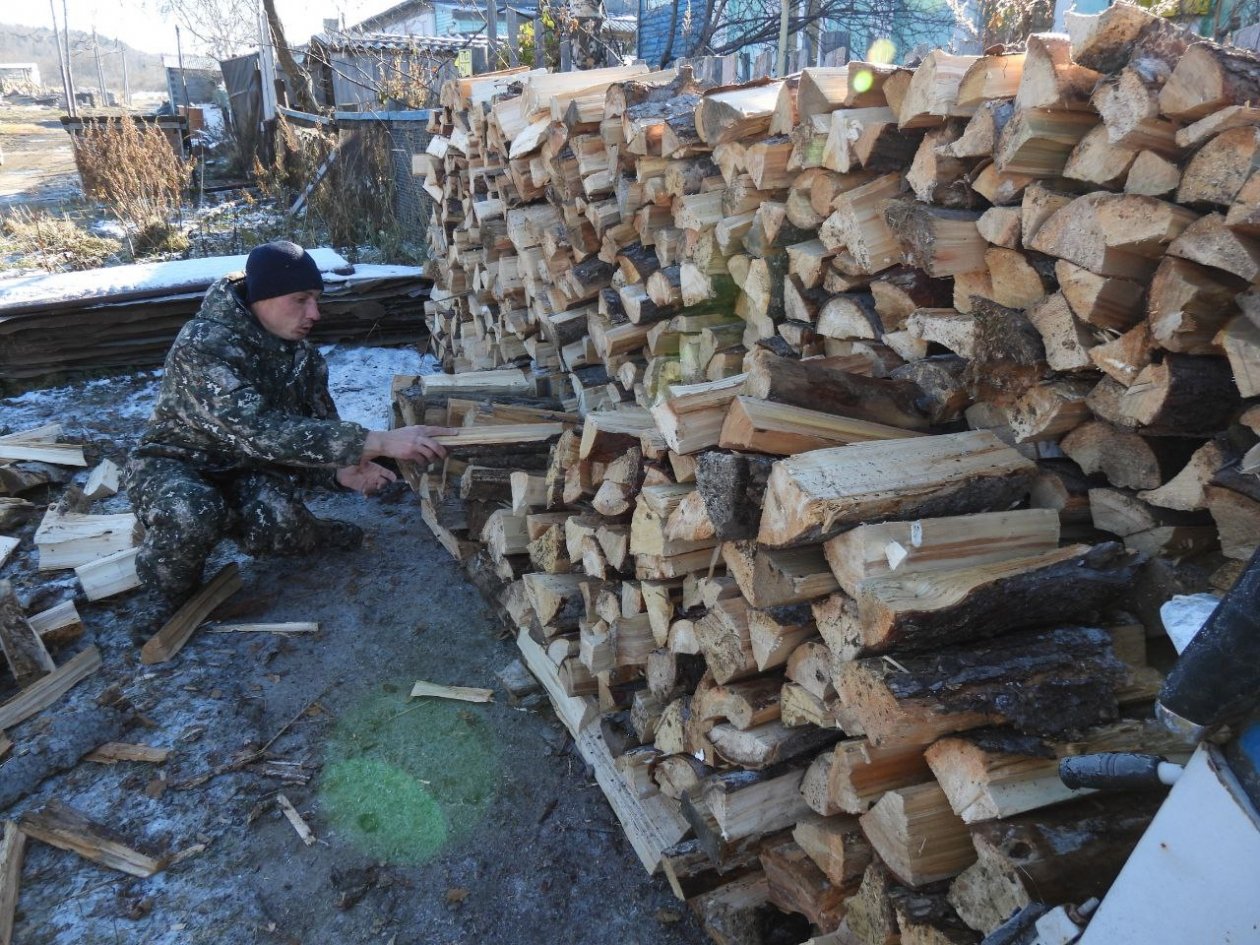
70, 118, 194, 255
0, 208, 123, 271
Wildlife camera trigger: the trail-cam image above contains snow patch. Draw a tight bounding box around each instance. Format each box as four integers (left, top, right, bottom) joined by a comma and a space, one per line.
322, 345, 439, 431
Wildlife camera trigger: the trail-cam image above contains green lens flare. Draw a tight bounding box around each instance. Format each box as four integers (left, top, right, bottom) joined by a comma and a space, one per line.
852, 69, 875, 94
319, 693, 500, 863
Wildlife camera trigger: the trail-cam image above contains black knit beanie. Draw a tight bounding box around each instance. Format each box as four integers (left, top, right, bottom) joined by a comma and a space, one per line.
244, 241, 324, 304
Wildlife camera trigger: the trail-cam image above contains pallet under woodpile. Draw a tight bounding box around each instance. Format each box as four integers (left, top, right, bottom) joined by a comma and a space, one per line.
402, 11, 1260, 943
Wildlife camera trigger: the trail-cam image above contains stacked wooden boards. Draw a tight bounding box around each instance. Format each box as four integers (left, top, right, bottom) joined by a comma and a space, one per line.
410, 13, 1260, 944
0, 253, 433, 380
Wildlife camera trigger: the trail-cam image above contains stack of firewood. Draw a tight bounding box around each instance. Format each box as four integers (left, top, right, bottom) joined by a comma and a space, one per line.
407, 7, 1260, 943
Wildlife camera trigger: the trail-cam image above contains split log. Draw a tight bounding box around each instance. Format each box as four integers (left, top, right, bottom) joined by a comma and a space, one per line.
1016, 33, 1101, 112
925, 720, 1190, 824
18, 799, 165, 877
793, 812, 873, 890
1060, 421, 1198, 491
0, 645, 101, 732
722, 541, 839, 609
0, 581, 54, 688
830, 542, 1137, 659
720, 397, 921, 455
825, 739, 933, 815
884, 203, 987, 277
748, 605, 816, 672
695, 451, 776, 541
0, 820, 23, 945
860, 782, 976, 887
947, 793, 1162, 935
761, 837, 848, 931
1114, 354, 1240, 435
822, 508, 1061, 597
140, 563, 242, 665
743, 347, 932, 430
1027, 192, 1197, 279
833, 626, 1127, 746
1177, 125, 1260, 208
757, 431, 1037, 548
1160, 41, 1260, 121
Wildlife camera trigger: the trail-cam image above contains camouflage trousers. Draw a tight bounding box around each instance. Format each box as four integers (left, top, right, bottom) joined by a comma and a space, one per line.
125, 456, 347, 601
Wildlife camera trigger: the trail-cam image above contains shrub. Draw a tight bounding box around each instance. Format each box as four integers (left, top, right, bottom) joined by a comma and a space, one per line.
0, 209, 123, 271
70, 118, 193, 255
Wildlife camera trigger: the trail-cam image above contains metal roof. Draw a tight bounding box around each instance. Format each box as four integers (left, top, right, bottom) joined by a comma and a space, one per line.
309, 31, 488, 53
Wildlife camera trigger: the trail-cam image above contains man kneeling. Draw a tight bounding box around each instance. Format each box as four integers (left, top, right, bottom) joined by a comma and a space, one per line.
126, 240, 446, 603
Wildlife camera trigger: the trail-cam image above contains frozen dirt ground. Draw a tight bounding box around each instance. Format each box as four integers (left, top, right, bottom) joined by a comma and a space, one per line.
0, 346, 707, 945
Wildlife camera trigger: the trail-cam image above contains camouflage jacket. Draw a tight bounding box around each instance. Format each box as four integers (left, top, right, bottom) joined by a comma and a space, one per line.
133, 275, 367, 479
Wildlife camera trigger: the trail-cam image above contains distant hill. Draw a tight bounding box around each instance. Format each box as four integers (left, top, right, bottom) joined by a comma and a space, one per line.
0, 23, 168, 95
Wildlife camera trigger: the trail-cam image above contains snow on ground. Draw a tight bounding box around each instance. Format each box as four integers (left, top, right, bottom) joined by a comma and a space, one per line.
323, 345, 439, 430
2, 346, 436, 444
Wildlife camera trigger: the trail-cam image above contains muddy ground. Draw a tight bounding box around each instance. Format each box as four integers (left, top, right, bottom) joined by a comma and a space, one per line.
0, 348, 707, 945
0, 107, 81, 210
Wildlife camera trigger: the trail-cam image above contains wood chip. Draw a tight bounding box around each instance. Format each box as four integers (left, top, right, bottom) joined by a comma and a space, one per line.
205, 622, 319, 634
408, 680, 495, 703
85, 743, 170, 765
276, 794, 316, 846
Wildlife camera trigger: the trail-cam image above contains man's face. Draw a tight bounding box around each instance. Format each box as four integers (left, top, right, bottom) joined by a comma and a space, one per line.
251, 290, 322, 341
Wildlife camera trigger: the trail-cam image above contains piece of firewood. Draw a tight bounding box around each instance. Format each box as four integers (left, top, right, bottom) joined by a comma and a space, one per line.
0, 821, 22, 945
947, 793, 1162, 935
1178, 126, 1260, 207
18, 799, 164, 877
822, 508, 1060, 598
0, 581, 54, 688
1016, 33, 1101, 111
1061, 421, 1197, 491
694, 451, 776, 541
859, 781, 976, 887
1168, 212, 1260, 282
761, 837, 849, 931
1028, 191, 1197, 279
702, 765, 812, 842
925, 720, 1191, 824
1148, 256, 1246, 355
1125, 149, 1181, 196
1063, 124, 1136, 188
793, 812, 873, 890
831, 542, 1136, 659
1055, 260, 1144, 330
722, 541, 839, 610
743, 347, 931, 430
1114, 354, 1240, 435
834, 626, 1126, 746
82, 459, 120, 500
0, 645, 100, 732
823, 738, 932, 815
409, 680, 495, 703
1160, 41, 1260, 121
757, 431, 1037, 548
720, 396, 920, 456
140, 563, 242, 665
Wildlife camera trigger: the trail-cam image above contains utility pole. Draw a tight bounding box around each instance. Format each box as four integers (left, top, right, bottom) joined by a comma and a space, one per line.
175, 25, 191, 109
61, 0, 78, 115
92, 28, 108, 106
121, 43, 131, 107
506, 7, 520, 67
49, 0, 73, 116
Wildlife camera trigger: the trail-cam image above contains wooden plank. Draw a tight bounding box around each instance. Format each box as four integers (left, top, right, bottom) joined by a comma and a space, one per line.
515, 628, 598, 736
573, 723, 690, 874
0, 646, 100, 732
140, 563, 242, 665
17, 800, 164, 878
0, 821, 23, 945
434, 424, 566, 448
409, 680, 495, 703
0, 443, 86, 467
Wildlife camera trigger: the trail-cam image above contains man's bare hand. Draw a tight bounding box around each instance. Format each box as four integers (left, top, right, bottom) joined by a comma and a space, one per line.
336, 460, 397, 495
362, 426, 451, 464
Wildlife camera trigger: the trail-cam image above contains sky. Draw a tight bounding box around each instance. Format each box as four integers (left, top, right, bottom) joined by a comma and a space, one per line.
1, 0, 400, 56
